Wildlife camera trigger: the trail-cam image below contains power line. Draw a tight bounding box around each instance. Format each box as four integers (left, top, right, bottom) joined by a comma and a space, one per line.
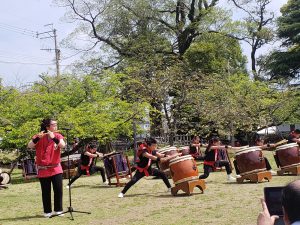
0, 60, 54, 66
0, 59, 71, 67
0, 22, 37, 37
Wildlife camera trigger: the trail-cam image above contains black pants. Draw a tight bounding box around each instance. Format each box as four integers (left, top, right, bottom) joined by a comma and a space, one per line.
193, 155, 205, 161
39, 173, 63, 213
68, 165, 106, 186
121, 168, 171, 194
233, 157, 272, 175
199, 161, 232, 179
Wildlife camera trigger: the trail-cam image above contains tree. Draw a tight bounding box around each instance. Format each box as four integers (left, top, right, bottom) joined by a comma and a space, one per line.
261, 0, 300, 80
184, 32, 247, 74
0, 73, 148, 152
57, 0, 241, 67
230, 0, 275, 79
188, 73, 299, 141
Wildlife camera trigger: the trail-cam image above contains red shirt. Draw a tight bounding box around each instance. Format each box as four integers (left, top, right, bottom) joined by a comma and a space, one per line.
34, 133, 64, 178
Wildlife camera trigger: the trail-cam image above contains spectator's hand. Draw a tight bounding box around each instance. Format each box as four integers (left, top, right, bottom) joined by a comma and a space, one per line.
257, 198, 279, 225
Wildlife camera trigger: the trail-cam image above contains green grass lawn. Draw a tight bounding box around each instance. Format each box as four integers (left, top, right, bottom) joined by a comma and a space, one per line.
0, 151, 298, 225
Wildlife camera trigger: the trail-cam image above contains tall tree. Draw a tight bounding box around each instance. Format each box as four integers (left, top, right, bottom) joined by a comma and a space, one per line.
262, 0, 300, 80
230, 0, 275, 79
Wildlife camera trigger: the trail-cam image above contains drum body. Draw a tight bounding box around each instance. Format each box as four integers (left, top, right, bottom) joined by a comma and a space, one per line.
158, 147, 178, 173
235, 147, 266, 176
0, 172, 11, 185
169, 155, 198, 185
61, 154, 81, 170
23, 159, 37, 175
275, 143, 300, 169
103, 152, 129, 178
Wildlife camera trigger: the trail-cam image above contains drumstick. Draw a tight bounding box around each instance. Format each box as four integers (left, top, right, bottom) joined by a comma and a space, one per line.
274, 139, 288, 147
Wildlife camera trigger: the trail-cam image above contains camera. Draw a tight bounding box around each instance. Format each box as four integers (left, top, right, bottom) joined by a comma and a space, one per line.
264, 186, 284, 225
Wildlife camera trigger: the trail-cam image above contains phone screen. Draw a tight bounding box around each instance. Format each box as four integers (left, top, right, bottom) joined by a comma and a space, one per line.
264, 186, 284, 216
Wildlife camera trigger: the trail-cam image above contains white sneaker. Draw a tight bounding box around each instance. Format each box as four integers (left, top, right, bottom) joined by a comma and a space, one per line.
236, 174, 241, 179
66, 185, 70, 189
44, 212, 52, 218
118, 193, 124, 198
227, 175, 236, 182
166, 188, 171, 193
269, 170, 277, 176
104, 180, 109, 185
53, 211, 64, 217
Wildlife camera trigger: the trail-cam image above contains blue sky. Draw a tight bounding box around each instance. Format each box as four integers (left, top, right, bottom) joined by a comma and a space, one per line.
0, 0, 288, 87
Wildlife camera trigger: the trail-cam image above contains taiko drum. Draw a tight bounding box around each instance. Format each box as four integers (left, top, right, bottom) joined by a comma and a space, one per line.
235, 147, 266, 176
157, 146, 178, 174
103, 152, 129, 178
61, 154, 81, 170
169, 155, 198, 185
275, 143, 300, 169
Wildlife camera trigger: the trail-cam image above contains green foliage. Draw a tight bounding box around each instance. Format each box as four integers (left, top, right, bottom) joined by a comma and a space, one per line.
182, 73, 299, 137
262, 0, 300, 79
184, 33, 247, 74
0, 72, 148, 151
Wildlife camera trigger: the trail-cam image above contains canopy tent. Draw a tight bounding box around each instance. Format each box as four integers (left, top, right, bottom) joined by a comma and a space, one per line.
257, 126, 278, 135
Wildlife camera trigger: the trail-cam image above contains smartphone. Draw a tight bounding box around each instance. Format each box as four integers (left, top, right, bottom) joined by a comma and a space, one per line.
264, 186, 285, 225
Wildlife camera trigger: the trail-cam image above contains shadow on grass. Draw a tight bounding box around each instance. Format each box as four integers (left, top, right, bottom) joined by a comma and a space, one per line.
156, 192, 204, 198
68, 184, 114, 189
223, 181, 269, 185
0, 214, 44, 222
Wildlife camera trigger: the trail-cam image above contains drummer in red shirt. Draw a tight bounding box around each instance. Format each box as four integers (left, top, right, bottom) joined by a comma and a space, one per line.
199, 137, 237, 182
27, 118, 66, 218
66, 141, 107, 188
118, 137, 181, 198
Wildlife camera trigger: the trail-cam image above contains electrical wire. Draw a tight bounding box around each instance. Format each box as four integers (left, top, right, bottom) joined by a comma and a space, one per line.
0, 22, 37, 37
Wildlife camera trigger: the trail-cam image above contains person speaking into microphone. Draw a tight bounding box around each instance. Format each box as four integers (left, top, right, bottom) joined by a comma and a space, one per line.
27, 118, 66, 218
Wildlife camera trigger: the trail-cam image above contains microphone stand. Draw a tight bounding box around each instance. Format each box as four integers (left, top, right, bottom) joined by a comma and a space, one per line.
51, 128, 91, 220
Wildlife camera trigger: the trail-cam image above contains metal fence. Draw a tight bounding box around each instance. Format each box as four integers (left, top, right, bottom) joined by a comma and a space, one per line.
155, 134, 192, 146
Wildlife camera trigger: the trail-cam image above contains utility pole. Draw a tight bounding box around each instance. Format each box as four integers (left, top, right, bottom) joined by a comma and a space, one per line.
37, 24, 60, 77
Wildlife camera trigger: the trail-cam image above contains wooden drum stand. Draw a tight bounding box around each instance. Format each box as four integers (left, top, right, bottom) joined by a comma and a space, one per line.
236, 170, 272, 183
277, 164, 300, 176
171, 179, 206, 196
103, 152, 132, 187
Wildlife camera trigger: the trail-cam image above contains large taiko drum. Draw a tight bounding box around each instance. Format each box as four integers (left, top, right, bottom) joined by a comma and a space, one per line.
61, 154, 81, 170
274, 143, 300, 169
235, 147, 266, 176
103, 152, 129, 178
0, 172, 11, 185
169, 155, 198, 185
158, 146, 178, 174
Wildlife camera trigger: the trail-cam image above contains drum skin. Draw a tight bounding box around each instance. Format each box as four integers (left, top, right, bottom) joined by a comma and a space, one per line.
61, 154, 81, 170
178, 146, 190, 156
158, 147, 178, 172
103, 152, 129, 178
169, 155, 198, 185
235, 147, 266, 176
0, 172, 11, 185
275, 143, 300, 169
